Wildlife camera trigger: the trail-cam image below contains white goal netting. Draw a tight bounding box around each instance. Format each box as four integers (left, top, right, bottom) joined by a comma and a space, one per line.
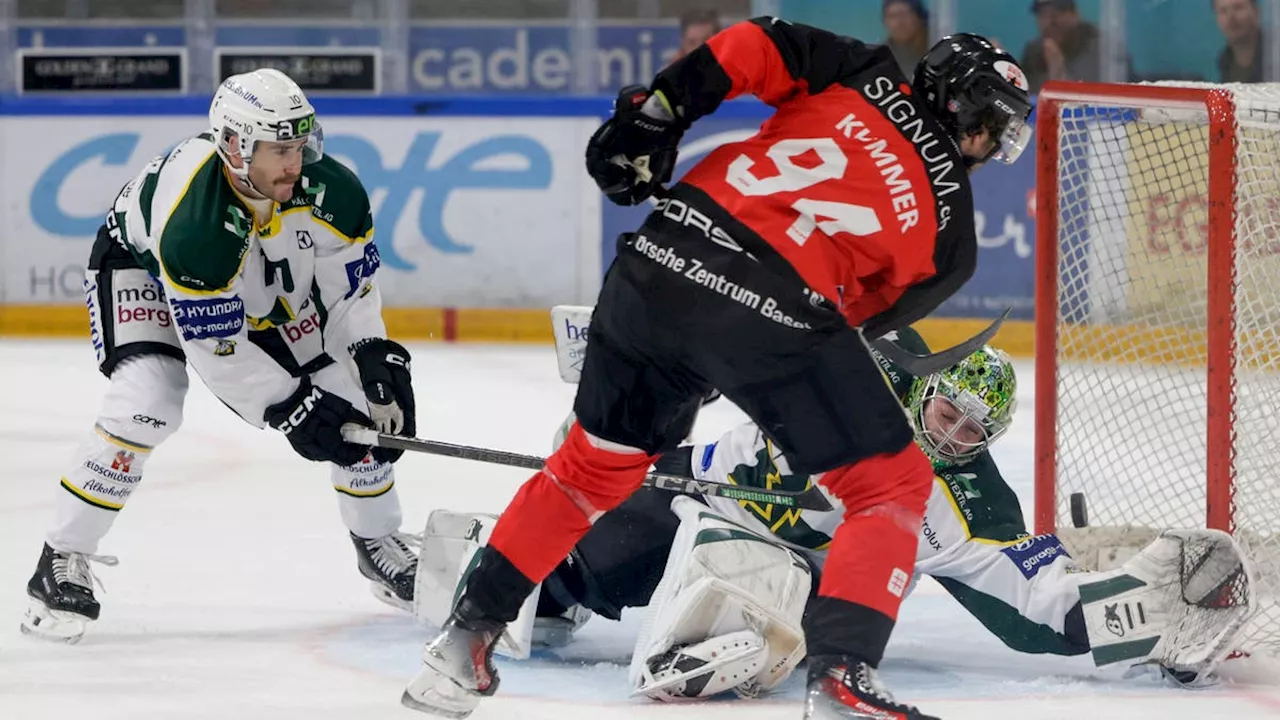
1043, 82, 1280, 656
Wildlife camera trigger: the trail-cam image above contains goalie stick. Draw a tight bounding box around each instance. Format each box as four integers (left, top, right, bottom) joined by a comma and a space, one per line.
340, 424, 834, 511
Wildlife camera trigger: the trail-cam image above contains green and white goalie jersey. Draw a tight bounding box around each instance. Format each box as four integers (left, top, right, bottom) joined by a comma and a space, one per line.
689, 328, 1092, 657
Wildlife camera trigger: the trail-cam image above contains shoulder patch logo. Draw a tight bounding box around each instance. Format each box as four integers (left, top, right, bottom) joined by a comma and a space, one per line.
296, 230, 314, 249
224, 205, 250, 239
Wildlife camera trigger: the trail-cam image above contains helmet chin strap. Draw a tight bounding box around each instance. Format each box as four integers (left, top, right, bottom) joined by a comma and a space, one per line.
227, 159, 272, 200
218, 135, 273, 200
942, 129, 985, 169
961, 149, 992, 170
958, 131, 999, 169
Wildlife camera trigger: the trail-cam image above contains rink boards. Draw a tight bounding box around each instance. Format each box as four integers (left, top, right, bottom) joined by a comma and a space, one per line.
0, 95, 1036, 353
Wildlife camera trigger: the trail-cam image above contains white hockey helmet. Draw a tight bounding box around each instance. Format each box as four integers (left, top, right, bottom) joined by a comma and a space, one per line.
208, 68, 323, 183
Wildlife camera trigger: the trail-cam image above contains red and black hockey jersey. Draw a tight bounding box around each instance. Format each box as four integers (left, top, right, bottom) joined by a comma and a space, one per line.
652, 17, 976, 339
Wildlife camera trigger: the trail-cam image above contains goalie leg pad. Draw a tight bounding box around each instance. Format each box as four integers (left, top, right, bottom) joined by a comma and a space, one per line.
642, 625, 767, 701
1079, 528, 1256, 675
415, 509, 545, 660
550, 305, 593, 384
630, 495, 811, 701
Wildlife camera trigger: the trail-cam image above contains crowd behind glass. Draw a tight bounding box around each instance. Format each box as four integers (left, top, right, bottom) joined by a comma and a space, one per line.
14, 0, 1275, 90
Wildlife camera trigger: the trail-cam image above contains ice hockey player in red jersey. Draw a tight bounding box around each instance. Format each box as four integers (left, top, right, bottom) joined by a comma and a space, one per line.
401, 17, 1033, 720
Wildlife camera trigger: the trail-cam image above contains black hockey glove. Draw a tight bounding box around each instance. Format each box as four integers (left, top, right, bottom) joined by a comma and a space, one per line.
585, 85, 684, 206
265, 376, 373, 467
352, 338, 415, 464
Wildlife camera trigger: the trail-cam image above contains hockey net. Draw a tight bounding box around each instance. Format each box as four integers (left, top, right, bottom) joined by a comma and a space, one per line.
1035, 81, 1280, 657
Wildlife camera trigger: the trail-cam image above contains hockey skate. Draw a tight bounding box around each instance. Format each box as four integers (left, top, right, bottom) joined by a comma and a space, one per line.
804, 658, 940, 720
402, 604, 504, 718
21, 543, 118, 644
351, 531, 419, 611
532, 602, 592, 648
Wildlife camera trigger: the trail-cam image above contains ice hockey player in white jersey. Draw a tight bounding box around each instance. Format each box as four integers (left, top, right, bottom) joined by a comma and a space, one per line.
21, 68, 419, 644
419, 328, 1257, 711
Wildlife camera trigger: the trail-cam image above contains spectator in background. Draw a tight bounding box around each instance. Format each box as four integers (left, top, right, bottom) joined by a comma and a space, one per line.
1020, 0, 1128, 92
883, 0, 931, 78
674, 9, 721, 62
1215, 0, 1265, 82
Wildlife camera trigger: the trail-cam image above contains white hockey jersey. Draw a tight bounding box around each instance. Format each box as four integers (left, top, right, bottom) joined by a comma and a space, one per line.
105, 132, 386, 426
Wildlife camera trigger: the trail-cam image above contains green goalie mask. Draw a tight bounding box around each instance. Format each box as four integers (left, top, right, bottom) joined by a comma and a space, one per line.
905, 345, 1018, 468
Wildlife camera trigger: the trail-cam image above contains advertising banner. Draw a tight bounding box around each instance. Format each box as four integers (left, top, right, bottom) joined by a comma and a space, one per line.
214, 47, 380, 94
936, 154, 1037, 321
16, 22, 681, 95
0, 115, 600, 308
17, 48, 187, 94
1, 98, 1040, 323
407, 23, 679, 94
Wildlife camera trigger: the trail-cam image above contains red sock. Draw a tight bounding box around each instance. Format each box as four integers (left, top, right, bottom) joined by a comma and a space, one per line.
489, 423, 654, 582
816, 442, 933, 620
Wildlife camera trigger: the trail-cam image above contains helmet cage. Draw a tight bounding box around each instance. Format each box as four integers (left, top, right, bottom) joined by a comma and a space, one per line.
911, 376, 1011, 466
905, 346, 1018, 467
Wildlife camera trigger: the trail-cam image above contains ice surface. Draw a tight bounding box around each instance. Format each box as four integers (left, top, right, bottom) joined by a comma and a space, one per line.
1, 340, 1276, 719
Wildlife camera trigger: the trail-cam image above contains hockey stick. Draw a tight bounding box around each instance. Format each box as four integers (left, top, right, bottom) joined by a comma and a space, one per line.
341, 424, 834, 511
869, 308, 1011, 377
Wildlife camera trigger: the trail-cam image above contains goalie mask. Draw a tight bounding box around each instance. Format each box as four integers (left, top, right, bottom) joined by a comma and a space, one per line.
906, 345, 1017, 467
208, 68, 324, 193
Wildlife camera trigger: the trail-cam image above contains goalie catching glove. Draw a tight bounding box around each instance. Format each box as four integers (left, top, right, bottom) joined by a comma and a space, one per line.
585, 85, 684, 206
352, 338, 416, 464
1077, 528, 1257, 678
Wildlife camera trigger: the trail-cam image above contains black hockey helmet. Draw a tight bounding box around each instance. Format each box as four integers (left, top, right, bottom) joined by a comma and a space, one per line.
912, 33, 1033, 166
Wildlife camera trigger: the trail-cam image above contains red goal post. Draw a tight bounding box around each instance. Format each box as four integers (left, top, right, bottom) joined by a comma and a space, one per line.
1032, 80, 1278, 655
